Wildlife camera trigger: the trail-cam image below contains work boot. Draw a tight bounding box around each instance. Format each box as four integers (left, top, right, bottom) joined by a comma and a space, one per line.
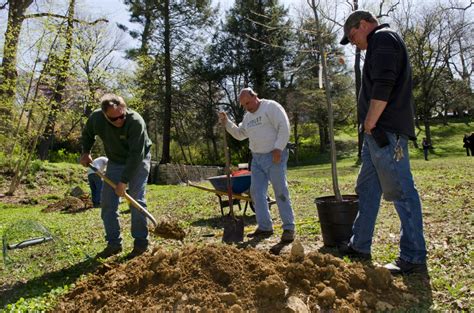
247, 228, 274, 238
384, 257, 428, 275
95, 245, 122, 259
338, 244, 372, 261
280, 229, 295, 243
125, 246, 148, 260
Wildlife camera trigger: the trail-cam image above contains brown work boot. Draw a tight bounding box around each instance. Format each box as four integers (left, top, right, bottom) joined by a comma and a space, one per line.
125, 246, 148, 260
95, 245, 122, 259
280, 229, 295, 243
247, 228, 274, 238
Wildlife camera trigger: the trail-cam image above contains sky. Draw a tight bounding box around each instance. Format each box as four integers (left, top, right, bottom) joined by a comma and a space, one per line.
77, 0, 342, 52
0, 0, 306, 72
77, 0, 307, 64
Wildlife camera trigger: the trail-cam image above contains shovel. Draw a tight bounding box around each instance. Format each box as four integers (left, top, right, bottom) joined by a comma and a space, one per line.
88, 164, 158, 227
221, 123, 244, 243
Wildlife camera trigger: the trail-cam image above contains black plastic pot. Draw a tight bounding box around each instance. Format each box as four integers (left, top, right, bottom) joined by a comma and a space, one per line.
314, 195, 359, 247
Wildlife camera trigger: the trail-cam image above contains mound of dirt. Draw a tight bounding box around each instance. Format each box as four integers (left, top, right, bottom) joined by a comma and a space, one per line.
56, 242, 416, 311
42, 195, 93, 213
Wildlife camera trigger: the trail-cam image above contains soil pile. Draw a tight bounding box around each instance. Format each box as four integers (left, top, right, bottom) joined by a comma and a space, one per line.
42, 195, 93, 213
56, 242, 417, 312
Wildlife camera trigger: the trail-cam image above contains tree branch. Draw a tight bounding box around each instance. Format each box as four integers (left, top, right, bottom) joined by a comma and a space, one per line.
447, 0, 473, 10
376, 0, 400, 18
0, 2, 8, 10
23, 13, 108, 25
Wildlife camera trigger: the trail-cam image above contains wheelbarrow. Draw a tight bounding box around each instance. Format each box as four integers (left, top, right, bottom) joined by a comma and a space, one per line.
188, 172, 277, 216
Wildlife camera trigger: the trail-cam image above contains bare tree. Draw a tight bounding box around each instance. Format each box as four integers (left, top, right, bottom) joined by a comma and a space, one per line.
393, 3, 456, 143
0, 0, 107, 135
37, 0, 77, 160
0, 0, 34, 131
74, 20, 126, 116
308, 0, 341, 200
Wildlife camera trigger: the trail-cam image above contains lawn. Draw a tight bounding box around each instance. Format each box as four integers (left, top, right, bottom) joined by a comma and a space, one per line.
0, 120, 472, 311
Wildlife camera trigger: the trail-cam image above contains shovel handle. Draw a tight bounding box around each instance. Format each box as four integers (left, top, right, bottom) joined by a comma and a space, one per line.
222, 123, 235, 217
88, 165, 158, 227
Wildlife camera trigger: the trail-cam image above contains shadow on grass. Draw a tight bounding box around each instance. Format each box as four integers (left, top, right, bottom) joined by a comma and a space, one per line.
317, 245, 433, 310
0, 257, 101, 308
190, 213, 257, 229
401, 273, 433, 310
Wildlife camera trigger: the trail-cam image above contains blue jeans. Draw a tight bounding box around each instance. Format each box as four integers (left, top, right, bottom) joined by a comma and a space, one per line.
88, 174, 103, 207
250, 149, 295, 232
350, 132, 427, 264
101, 153, 151, 249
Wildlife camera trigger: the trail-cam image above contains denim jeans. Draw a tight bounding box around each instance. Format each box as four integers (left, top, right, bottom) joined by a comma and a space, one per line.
101, 153, 151, 249
350, 132, 427, 264
250, 149, 295, 232
88, 174, 103, 207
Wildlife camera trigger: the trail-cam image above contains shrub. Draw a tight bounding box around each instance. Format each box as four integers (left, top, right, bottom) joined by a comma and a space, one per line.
49, 149, 80, 164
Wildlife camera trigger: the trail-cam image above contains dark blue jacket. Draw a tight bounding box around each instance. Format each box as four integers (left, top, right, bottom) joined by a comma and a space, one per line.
359, 24, 416, 139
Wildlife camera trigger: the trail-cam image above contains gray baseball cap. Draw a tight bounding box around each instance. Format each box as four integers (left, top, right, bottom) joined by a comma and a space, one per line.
340, 10, 376, 45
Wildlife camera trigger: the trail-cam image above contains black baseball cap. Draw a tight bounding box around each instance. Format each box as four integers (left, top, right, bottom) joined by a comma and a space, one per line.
340, 10, 376, 45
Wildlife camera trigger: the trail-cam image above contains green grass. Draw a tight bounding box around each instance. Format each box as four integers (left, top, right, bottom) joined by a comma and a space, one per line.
0, 119, 473, 311
290, 119, 473, 165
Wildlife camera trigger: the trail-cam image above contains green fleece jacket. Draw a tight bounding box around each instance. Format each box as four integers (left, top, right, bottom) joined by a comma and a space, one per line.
82, 109, 152, 183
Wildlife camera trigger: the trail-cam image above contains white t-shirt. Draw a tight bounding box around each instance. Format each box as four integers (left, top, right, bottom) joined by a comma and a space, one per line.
87, 156, 108, 175
226, 99, 290, 154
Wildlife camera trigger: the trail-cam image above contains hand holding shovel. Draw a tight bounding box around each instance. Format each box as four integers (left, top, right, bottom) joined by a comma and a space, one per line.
88, 164, 186, 241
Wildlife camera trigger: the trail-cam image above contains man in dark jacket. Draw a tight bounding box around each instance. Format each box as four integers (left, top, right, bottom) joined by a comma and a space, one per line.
339, 11, 427, 275
80, 93, 152, 259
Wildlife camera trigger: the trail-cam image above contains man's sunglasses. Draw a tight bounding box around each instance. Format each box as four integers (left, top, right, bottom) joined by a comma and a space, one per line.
106, 113, 126, 122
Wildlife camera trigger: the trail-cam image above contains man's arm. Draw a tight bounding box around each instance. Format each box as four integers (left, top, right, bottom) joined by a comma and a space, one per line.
80, 115, 96, 167
218, 111, 248, 141
364, 99, 388, 134
365, 32, 401, 133
268, 102, 290, 163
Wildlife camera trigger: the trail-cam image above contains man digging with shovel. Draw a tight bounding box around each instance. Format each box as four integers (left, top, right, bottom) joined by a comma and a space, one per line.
80, 93, 152, 260
219, 87, 296, 243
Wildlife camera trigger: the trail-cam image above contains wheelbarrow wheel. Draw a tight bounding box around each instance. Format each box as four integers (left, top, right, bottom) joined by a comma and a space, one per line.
249, 201, 255, 213
248, 196, 274, 213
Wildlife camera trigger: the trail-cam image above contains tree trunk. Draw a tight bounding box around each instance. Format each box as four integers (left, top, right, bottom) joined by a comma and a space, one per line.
38, 0, 76, 160
319, 124, 326, 153
292, 111, 299, 165
206, 81, 218, 164
311, 0, 341, 201
0, 0, 33, 133
423, 113, 432, 145
160, 0, 172, 164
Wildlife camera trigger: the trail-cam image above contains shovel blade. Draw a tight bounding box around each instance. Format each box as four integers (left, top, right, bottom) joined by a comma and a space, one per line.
222, 215, 244, 243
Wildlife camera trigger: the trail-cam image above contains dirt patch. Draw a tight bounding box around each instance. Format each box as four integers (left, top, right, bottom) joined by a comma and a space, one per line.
56, 242, 417, 312
152, 220, 186, 241
42, 195, 93, 213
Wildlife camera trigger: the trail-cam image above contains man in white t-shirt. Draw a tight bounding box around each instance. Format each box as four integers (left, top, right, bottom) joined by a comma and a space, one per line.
87, 156, 108, 207
218, 87, 295, 243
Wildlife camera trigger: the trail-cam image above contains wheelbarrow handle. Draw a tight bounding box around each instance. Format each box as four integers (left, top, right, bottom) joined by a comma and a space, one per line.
88, 164, 158, 227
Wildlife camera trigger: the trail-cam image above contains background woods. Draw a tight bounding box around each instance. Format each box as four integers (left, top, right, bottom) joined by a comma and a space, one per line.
0, 1, 473, 311
0, 0, 472, 181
